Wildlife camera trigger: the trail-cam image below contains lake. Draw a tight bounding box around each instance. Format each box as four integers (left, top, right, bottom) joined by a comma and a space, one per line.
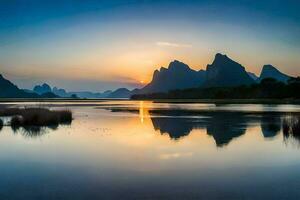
0, 101, 300, 200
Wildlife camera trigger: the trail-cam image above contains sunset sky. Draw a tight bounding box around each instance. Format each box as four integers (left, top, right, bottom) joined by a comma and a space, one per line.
0, 0, 299, 92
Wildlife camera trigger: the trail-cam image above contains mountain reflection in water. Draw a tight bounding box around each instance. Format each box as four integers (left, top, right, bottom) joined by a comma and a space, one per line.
151, 112, 300, 147
1, 103, 300, 148
101, 102, 300, 148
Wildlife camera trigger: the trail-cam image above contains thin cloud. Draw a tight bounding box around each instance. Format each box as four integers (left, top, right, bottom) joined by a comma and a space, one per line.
156, 41, 192, 48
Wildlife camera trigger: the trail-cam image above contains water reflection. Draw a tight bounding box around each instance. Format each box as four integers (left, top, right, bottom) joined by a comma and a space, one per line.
9, 121, 70, 138
1, 102, 300, 148
151, 113, 248, 147
149, 111, 300, 148
151, 117, 198, 140
261, 115, 281, 138
11, 125, 58, 138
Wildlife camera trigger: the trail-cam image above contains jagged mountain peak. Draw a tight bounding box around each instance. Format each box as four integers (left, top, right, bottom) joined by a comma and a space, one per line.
262, 64, 277, 70
42, 83, 51, 87
209, 53, 243, 70
159, 66, 167, 72
259, 64, 291, 83
205, 53, 254, 87
261, 64, 283, 75
33, 83, 52, 94
215, 53, 228, 60
138, 60, 206, 93
168, 60, 190, 71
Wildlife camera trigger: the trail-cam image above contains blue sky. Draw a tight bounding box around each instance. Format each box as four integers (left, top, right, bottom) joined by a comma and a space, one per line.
0, 0, 299, 91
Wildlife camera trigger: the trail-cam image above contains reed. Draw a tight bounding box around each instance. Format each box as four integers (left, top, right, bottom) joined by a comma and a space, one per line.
0, 107, 72, 127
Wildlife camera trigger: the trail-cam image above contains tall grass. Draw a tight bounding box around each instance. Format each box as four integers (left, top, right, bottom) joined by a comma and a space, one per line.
0, 107, 72, 128
283, 116, 300, 145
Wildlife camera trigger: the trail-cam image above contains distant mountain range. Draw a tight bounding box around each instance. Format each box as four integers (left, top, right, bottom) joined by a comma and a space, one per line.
0, 75, 58, 98
0, 53, 295, 98
32, 83, 135, 98
32, 83, 112, 98
135, 53, 293, 95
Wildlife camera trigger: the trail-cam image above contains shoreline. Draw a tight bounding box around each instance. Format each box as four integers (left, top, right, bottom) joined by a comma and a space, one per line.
0, 98, 300, 104
151, 99, 300, 104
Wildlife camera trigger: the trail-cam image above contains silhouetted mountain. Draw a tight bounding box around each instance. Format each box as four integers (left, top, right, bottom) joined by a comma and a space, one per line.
37, 82, 134, 98
33, 83, 52, 94
52, 87, 68, 97
204, 53, 255, 87
0, 74, 40, 98
107, 88, 131, 98
138, 60, 206, 94
101, 90, 113, 97
33, 84, 113, 98
53, 86, 112, 98
248, 72, 258, 81
258, 65, 291, 83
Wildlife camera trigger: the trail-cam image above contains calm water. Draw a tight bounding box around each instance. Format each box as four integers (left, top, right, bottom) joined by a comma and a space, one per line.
0, 101, 300, 200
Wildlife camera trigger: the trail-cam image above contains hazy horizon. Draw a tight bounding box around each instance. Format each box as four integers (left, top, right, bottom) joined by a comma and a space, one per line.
1, 0, 299, 92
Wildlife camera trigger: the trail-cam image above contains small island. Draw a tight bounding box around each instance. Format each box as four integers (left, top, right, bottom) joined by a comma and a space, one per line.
0, 107, 72, 130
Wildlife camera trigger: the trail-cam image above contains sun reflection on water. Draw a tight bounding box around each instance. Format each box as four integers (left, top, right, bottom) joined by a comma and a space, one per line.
139, 101, 151, 124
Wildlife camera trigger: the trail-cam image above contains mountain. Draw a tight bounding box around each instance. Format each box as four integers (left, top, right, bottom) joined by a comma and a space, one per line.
138, 60, 206, 94
0, 74, 44, 98
52, 87, 108, 98
33, 83, 52, 94
248, 72, 258, 81
258, 65, 291, 83
52, 87, 68, 97
33, 83, 135, 98
33, 84, 113, 98
204, 53, 255, 87
107, 88, 132, 98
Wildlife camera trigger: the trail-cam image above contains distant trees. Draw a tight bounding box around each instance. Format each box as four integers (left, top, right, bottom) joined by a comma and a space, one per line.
131, 77, 300, 100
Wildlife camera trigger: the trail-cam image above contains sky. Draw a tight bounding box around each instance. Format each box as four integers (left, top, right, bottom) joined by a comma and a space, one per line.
0, 0, 299, 92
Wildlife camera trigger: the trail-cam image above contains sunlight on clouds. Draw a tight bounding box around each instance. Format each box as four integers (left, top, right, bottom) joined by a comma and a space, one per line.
156, 41, 192, 48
